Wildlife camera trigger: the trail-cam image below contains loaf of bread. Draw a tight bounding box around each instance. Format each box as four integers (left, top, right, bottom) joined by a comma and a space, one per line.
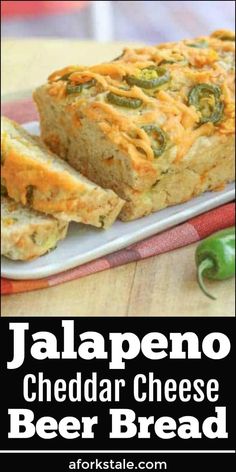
34, 30, 235, 221
1, 117, 124, 228
1, 195, 68, 261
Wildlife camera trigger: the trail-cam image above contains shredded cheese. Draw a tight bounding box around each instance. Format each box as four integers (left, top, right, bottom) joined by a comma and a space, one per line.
47, 30, 235, 162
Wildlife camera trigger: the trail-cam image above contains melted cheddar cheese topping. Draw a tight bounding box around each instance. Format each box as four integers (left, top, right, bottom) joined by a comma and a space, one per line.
47, 31, 235, 163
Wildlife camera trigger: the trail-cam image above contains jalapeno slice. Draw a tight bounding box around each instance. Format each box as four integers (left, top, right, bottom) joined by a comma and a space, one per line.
159, 57, 188, 66
188, 83, 224, 124
66, 79, 96, 95
107, 92, 143, 108
187, 40, 209, 48
66, 83, 83, 94
126, 67, 170, 89
142, 124, 167, 157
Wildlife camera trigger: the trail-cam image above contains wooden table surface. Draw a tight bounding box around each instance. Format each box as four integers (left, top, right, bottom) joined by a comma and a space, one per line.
1, 39, 235, 317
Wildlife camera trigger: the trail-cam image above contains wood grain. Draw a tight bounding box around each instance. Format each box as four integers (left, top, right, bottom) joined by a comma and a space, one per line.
1, 39, 234, 317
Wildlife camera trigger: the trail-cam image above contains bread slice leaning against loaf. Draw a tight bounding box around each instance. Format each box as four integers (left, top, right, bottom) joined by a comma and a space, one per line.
33, 30, 235, 221
1, 117, 124, 228
1, 195, 68, 261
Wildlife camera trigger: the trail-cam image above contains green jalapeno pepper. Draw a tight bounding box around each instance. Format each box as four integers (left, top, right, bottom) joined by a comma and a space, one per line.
195, 227, 235, 300
126, 66, 170, 89
188, 83, 224, 124
142, 124, 167, 157
66, 83, 83, 94
187, 40, 209, 48
158, 59, 175, 65
107, 92, 143, 108
66, 79, 96, 95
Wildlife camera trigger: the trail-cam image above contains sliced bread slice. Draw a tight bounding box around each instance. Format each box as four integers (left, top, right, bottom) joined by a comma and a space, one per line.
1, 195, 68, 261
1, 117, 124, 228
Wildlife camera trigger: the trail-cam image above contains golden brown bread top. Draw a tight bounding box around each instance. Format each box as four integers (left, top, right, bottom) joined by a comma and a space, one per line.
45, 30, 235, 164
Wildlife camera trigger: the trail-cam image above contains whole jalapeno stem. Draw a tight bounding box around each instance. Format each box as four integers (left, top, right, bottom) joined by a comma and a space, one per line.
197, 258, 216, 300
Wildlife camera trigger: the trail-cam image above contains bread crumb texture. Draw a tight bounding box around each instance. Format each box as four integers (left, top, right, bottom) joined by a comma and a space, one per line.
1, 195, 68, 260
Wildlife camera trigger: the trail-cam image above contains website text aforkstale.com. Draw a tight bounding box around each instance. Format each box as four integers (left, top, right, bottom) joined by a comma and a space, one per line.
68, 458, 167, 470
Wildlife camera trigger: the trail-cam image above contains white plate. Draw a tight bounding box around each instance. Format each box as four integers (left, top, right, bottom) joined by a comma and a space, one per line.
1, 121, 235, 280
